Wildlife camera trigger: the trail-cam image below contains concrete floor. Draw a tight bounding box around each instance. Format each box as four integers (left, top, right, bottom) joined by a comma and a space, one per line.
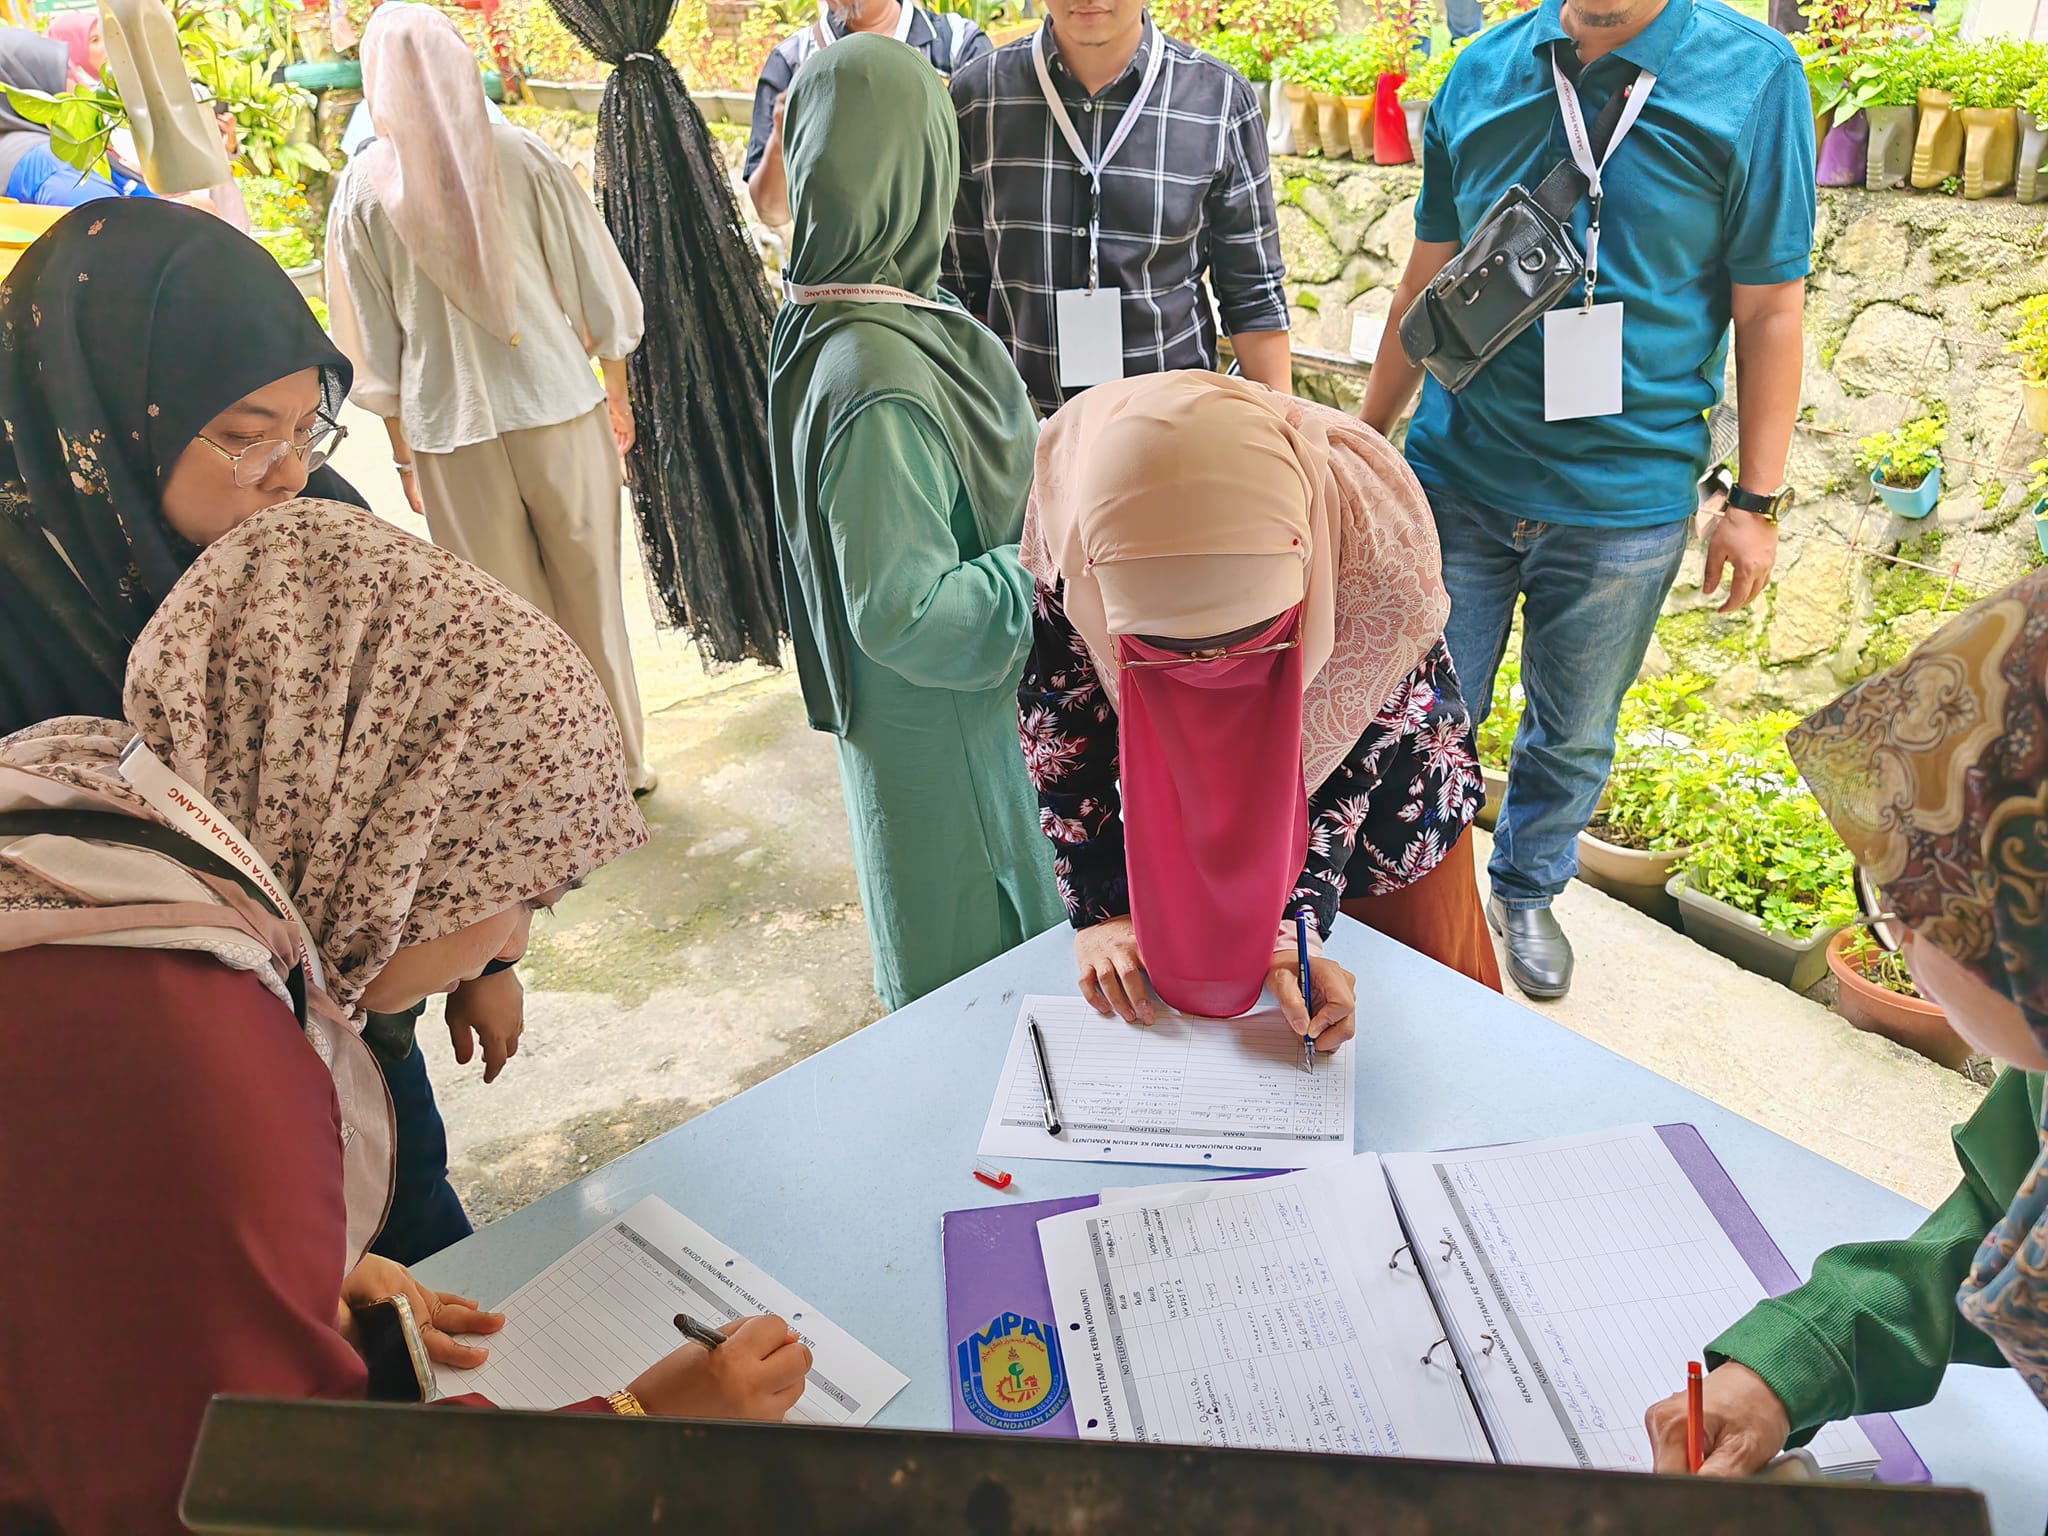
329, 407, 1986, 1225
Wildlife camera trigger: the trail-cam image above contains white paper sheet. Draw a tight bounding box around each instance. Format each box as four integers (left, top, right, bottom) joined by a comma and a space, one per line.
433, 1195, 908, 1425
1037, 1162, 1488, 1460
978, 995, 1356, 1170
1380, 1125, 1879, 1476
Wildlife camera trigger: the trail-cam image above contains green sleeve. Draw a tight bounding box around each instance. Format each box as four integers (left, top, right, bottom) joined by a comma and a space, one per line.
1709, 1069, 2044, 1441
816, 400, 1035, 693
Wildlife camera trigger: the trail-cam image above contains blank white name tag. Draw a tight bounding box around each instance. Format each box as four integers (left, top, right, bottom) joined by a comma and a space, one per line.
1544, 301, 1624, 421
1055, 287, 1125, 389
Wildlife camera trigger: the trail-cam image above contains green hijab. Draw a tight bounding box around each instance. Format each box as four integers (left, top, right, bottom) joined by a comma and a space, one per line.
766, 33, 1038, 735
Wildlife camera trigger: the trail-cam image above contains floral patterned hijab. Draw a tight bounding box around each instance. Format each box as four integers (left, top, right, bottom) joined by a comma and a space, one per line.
1786, 568, 2048, 1404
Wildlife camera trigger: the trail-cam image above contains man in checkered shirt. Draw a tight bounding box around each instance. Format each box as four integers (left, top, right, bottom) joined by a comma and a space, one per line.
941, 0, 1292, 417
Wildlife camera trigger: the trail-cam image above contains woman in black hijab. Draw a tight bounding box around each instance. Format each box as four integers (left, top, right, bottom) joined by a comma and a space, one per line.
0, 198, 488, 1267
0, 198, 366, 736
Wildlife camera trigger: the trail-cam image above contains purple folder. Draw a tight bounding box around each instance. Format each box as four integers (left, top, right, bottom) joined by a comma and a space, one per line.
940, 1123, 1929, 1482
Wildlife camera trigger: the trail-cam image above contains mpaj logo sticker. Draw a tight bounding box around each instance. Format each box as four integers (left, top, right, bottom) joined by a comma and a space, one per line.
955, 1310, 1068, 1431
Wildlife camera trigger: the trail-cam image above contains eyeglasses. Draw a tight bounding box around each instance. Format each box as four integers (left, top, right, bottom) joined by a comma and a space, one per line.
1854, 866, 1905, 953
193, 419, 347, 489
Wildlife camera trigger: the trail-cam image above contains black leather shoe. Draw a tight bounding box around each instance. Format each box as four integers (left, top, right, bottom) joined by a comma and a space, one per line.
1487, 897, 1574, 1000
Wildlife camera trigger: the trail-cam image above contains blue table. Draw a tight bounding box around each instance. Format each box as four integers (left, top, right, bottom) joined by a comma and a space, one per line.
420, 920, 2048, 1534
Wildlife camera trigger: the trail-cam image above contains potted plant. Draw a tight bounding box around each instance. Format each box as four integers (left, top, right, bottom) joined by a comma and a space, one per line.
2021, 74, 2048, 202
1281, 39, 1345, 157
2028, 457, 2048, 560
1911, 33, 1967, 189
1825, 930, 1972, 1068
1575, 673, 1713, 927
1219, 0, 1338, 130
1665, 713, 1858, 993
2009, 295, 2048, 431
1843, 32, 1940, 189
1336, 34, 1379, 160
1370, 7, 1423, 165
1397, 37, 1464, 159
1474, 649, 1522, 831
513, 0, 610, 112
1204, 29, 1273, 119
1951, 36, 2031, 199
1854, 413, 1946, 520
255, 227, 324, 302
1798, 35, 1867, 186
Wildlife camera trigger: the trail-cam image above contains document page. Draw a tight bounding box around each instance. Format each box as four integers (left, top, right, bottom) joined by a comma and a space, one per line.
434, 1195, 908, 1425
1381, 1126, 1878, 1475
1036, 1161, 1489, 1462
978, 995, 1355, 1170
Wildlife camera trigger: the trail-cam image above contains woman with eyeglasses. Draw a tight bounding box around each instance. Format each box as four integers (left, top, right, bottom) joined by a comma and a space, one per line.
0, 197, 497, 1269
1645, 571, 2048, 1474
1023, 371, 1500, 1047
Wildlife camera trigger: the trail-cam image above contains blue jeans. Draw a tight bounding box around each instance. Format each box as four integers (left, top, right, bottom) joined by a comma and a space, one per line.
1445, 0, 1483, 40
367, 1025, 473, 1265
1428, 487, 1691, 910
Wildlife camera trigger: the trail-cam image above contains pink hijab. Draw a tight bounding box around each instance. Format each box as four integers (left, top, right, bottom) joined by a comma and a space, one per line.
359, 3, 519, 343
1023, 373, 1447, 1016
44, 13, 98, 86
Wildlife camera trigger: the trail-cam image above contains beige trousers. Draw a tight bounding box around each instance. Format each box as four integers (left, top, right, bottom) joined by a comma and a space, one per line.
413, 406, 651, 788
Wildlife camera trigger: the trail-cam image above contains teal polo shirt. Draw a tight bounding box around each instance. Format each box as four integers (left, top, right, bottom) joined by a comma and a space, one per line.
1402, 0, 1815, 527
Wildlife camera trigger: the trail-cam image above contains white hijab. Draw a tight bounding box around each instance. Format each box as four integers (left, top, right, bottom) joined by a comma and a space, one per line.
359, 3, 520, 344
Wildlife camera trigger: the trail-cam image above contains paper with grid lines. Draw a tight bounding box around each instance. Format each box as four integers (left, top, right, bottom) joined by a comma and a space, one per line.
1381, 1125, 1879, 1476
431, 1195, 907, 1423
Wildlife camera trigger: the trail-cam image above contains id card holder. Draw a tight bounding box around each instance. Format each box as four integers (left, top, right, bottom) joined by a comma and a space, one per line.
1055, 287, 1124, 389
1543, 301, 1624, 421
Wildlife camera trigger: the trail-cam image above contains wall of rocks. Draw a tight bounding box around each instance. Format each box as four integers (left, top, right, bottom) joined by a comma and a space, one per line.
1277, 159, 2048, 713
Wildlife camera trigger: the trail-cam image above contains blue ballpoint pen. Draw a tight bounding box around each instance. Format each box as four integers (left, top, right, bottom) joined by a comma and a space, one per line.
1295, 906, 1314, 1073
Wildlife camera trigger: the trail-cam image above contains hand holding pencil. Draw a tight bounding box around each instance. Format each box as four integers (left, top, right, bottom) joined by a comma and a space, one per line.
1643, 1359, 1794, 1477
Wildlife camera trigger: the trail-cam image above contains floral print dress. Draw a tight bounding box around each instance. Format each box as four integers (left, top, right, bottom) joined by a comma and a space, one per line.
1019, 580, 1485, 939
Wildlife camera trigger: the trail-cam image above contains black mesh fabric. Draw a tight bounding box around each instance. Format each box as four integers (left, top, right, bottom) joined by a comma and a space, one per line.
545, 0, 786, 667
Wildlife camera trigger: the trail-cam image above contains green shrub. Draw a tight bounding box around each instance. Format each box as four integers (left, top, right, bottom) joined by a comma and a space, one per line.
1855, 412, 1946, 490
1593, 674, 1717, 853
1477, 649, 1521, 768
1400, 36, 1467, 102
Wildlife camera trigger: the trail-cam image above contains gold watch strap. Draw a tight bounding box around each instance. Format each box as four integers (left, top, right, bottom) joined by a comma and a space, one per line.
607, 1389, 647, 1417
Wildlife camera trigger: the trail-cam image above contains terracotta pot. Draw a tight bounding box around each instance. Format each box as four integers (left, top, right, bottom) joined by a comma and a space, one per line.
1864, 101, 1917, 190
1825, 931, 1972, 1070
1285, 81, 1319, 156
1342, 94, 1373, 161
1314, 92, 1350, 159
1575, 830, 1688, 929
2021, 108, 2048, 203
1962, 105, 2018, 199
1668, 875, 1843, 993
1815, 108, 1867, 185
1373, 71, 1411, 165
1911, 88, 1962, 190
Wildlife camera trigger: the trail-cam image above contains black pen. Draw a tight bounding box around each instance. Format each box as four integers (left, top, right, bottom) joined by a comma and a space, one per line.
1028, 1018, 1063, 1137
673, 1313, 727, 1350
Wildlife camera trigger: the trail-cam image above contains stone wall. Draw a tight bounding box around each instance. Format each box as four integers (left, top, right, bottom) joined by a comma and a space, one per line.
1277, 159, 2048, 714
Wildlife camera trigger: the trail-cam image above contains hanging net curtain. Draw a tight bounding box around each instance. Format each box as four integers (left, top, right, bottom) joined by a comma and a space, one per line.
544, 0, 785, 668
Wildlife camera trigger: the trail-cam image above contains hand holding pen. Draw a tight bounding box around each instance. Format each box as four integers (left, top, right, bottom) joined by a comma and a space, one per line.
1268, 909, 1360, 1056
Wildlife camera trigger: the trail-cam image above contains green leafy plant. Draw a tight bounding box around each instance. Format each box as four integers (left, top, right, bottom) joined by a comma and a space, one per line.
1277, 36, 1347, 93
1680, 711, 1860, 938
1220, 0, 1337, 68
1480, 0, 1537, 23
1477, 649, 1522, 769
2010, 295, 2048, 385
1399, 36, 1466, 101
177, 2, 330, 183
1855, 413, 1946, 490
256, 226, 317, 270
0, 82, 123, 177
1588, 674, 1717, 853
1794, 0, 1925, 120
1949, 36, 2045, 109
1202, 29, 1271, 82
1840, 928, 1921, 997
511, 0, 610, 83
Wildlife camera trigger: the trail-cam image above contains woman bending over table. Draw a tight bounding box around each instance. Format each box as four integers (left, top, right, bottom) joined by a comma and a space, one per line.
1021, 371, 1501, 1048
1645, 569, 2048, 1472
0, 506, 810, 1535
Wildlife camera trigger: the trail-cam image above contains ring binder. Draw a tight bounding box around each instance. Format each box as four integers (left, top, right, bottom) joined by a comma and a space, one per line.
1438, 1237, 1457, 1263
1387, 1242, 1412, 1271
1421, 1336, 1459, 1371
1480, 1331, 1500, 1357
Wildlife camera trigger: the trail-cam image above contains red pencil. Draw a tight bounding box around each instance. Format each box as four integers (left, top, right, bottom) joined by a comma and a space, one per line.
1685, 1360, 1705, 1473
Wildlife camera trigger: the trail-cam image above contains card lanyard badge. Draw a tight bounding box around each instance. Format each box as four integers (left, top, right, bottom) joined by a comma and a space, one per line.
1033, 25, 1162, 389
1542, 54, 1654, 422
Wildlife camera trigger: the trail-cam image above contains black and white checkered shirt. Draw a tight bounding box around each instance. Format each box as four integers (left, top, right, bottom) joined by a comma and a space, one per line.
942, 21, 1288, 417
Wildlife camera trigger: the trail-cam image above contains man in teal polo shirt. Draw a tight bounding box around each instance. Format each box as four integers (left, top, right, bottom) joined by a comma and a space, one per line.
1360, 0, 1813, 999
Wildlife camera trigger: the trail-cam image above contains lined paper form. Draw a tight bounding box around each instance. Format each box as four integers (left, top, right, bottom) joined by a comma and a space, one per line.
433, 1195, 907, 1424
978, 995, 1355, 1170
1036, 1166, 1489, 1461
1381, 1126, 1879, 1476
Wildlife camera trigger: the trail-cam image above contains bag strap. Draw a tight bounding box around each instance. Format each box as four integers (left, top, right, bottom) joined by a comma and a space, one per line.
1533, 45, 1644, 221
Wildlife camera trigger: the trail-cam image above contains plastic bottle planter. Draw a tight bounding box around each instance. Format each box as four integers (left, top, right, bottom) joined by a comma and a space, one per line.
1864, 102, 1917, 190
1872, 460, 1940, 520
2025, 378, 2048, 433
1285, 82, 1320, 156
1373, 72, 1412, 164
1911, 88, 1962, 189
1962, 106, 2018, 199
1315, 92, 1350, 159
1343, 94, 1374, 161
2021, 110, 2048, 203
1815, 108, 1868, 185
2035, 504, 2048, 561
1402, 97, 1430, 159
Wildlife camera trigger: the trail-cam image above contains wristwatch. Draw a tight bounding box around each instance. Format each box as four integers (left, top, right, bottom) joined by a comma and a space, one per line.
1725, 483, 1792, 523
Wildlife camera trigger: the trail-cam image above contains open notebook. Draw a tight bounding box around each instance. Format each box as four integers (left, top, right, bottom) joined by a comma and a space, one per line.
945, 1125, 1920, 1480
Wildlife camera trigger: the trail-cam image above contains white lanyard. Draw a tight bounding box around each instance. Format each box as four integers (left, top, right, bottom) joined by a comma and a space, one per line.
1032, 23, 1164, 290
1548, 53, 1654, 308
811, 0, 916, 51
782, 276, 958, 313
116, 736, 327, 992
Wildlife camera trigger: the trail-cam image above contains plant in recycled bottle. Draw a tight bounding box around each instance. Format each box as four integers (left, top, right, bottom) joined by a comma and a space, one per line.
1854, 411, 1946, 491
1221, 0, 1338, 65
1399, 36, 1467, 101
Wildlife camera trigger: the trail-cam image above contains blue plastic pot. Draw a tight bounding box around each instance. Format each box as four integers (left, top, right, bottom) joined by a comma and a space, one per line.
1872, 462, 1940, 519
2035, 508, 2048, 559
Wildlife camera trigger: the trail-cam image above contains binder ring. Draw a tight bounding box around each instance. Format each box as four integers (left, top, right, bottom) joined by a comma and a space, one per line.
1421, 1335, 1458, 1371
1387, 1242, 1412, 1272
1439, 1237, 1457, 1263
1481, 1330, 1500, 1357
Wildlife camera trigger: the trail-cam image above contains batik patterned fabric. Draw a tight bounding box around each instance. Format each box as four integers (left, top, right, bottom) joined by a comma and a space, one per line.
1786, 568, 2048, 1404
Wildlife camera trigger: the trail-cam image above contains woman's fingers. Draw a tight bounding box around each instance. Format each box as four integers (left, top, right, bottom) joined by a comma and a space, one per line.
1078, 966, 1114, 1017
1267, 962, 1310, 1033
431, 1298, 505, 1336
1096, 964, 1141, 1023
1112, 950, 1154, 1024
421, 1328, 492, 1369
